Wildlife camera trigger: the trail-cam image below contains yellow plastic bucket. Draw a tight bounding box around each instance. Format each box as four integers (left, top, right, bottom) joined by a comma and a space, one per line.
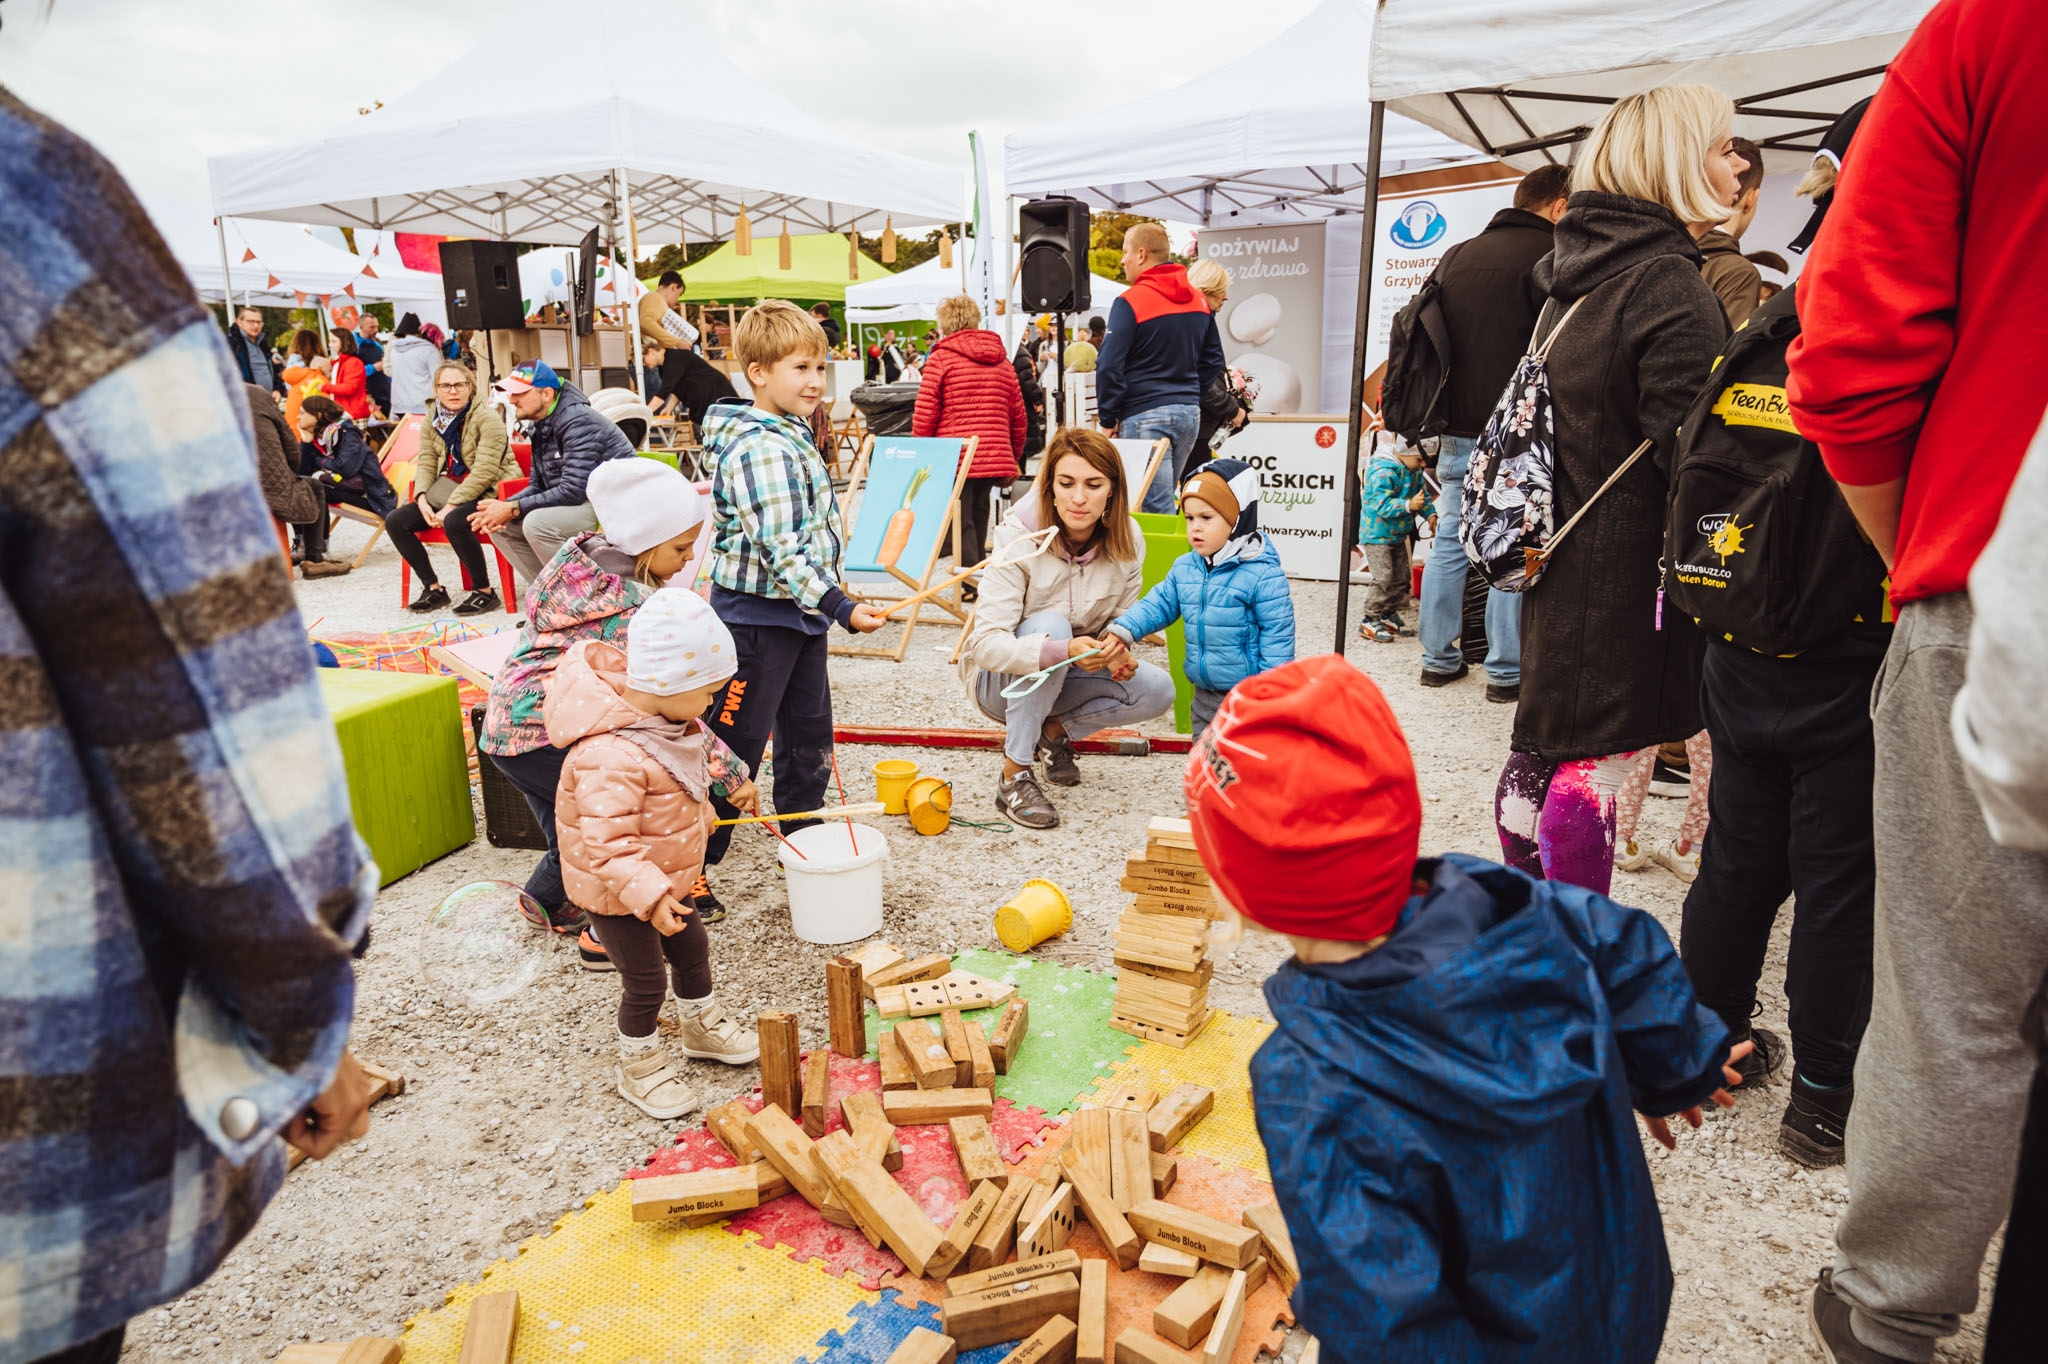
873, 759, 920, 815
994, 878, 1073, 952
906, 777, 953, 835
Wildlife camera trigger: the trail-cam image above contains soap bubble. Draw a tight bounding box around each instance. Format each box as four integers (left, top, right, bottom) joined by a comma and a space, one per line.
417, 880, 556, 1006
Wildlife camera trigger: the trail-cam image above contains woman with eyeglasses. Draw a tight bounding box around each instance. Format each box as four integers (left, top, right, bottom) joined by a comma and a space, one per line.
384, 362, 518, 614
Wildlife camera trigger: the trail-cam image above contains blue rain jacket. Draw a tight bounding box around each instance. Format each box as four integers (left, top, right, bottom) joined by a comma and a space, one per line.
1107, 538, 1295, 694
1253, 854, 1731, 1364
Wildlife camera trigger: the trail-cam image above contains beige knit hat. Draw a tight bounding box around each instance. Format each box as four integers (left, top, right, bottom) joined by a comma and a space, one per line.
625, 587, 737, 696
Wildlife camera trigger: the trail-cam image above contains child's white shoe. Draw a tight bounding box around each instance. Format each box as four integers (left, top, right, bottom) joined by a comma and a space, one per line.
677, 1002, 761, 1065
1615, 839, 1653, 872
617, 1047, 700, 1119
1653, 838, 1700, 883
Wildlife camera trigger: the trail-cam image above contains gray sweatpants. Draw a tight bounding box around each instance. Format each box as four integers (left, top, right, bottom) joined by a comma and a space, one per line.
493, 501, 600, 586
1833, 593, 2048, 1361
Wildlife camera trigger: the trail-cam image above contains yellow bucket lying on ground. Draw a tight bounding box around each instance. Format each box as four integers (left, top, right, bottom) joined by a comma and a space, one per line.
873, 759, 920, 814
994, 878, 1072, 952
906, 776, 953, 835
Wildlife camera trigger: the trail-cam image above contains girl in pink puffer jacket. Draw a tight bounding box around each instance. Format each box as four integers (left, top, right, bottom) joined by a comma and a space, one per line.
545, 587, 763, 1119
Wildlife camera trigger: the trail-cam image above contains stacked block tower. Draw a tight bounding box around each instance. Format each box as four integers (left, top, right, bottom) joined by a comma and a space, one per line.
1110, 817, 1221, 1048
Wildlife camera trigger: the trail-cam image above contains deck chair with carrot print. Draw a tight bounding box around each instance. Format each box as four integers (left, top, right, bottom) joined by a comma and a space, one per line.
832, 434, 976, 663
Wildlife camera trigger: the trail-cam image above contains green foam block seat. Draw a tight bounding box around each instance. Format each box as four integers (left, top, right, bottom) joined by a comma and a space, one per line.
1134, 510, 1192, 734
319, 669, 475, 886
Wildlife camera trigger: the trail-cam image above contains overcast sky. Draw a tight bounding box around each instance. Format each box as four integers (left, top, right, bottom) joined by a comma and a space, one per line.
0, 0, 1323, 257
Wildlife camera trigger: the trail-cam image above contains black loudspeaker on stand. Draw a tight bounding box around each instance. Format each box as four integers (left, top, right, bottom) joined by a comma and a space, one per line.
1019, 197, 1091, 313
439, 241, 527, 331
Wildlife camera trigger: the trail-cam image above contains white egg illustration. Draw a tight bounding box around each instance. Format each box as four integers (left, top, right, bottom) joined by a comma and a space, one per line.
1228, 292, 1283, 346
1235, 352, 1303, 414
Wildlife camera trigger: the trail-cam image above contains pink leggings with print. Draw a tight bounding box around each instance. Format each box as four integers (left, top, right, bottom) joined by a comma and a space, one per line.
1495, 734, 1713, 895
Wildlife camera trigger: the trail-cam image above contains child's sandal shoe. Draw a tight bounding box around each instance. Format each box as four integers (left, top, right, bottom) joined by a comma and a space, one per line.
617, 1050, 700, 1119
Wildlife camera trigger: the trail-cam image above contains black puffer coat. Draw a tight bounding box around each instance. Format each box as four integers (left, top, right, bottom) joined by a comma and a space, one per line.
1512, 192, 1727, 762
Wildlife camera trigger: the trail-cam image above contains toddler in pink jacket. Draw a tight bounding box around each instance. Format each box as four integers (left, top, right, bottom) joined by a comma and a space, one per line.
545, 586, 762, 1118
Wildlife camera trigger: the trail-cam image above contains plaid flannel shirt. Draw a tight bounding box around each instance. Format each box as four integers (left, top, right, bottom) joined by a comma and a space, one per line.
0, 92, 374, 1362
702, 402, 846, 614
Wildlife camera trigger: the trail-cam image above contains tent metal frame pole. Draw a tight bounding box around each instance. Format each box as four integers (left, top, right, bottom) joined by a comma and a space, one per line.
1333, 100, 1386, 653
616, 167, 647, 400
214, 217, 238, 322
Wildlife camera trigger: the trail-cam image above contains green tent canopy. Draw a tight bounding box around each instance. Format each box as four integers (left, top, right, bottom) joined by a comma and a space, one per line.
650, 231, 895, 303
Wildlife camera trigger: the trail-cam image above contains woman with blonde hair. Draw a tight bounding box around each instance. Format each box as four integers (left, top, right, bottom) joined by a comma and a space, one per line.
1187, 258, 1249, 475
384, 362, 519, 614
1492, 85, 1741, 898
962, 426, 1175, 827
912, 293, 1028, 577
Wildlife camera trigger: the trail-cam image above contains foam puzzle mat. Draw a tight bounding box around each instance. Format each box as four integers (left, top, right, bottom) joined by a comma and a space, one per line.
403, 952, 1295, 1361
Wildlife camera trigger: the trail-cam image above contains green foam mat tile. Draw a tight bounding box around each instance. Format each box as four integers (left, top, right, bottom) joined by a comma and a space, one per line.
864, 949, 1135, 1117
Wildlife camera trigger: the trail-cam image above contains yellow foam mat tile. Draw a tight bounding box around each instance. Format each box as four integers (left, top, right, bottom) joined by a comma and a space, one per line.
1084, 1008, 1276, 1180
399, 1182, 874, 1363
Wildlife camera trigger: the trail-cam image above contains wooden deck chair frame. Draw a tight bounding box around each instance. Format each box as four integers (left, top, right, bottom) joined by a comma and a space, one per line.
830, 433, 977, 663
1123, 436, 1170, 505
327, 414, 423, 569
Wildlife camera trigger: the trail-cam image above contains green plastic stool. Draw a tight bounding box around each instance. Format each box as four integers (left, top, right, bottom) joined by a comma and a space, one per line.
319, 670, 475, 886
1133, 510, 1191, 734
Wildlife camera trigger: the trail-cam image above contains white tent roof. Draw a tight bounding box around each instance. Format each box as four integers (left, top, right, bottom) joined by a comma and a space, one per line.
1002, 0, 1477, 225
171, 217, 447, 307
843, 256, 1126, 323
206, 0, 960, 245
1370, 0, 1935, 173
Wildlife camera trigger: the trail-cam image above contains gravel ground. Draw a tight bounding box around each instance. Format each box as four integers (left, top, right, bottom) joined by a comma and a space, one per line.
120, 520, 1995, 1362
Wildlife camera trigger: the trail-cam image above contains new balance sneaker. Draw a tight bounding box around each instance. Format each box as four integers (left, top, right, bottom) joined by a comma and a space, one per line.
1038, 733, 1081, 787
687, 873, 726, 923
1781, 1077, 1854, 1168
996, 768, 1059, 830
577, 926, 613, 972
676, 1003, 760, 1065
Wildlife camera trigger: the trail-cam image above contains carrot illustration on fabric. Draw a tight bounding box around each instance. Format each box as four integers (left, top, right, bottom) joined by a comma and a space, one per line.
877, 465, 931, 567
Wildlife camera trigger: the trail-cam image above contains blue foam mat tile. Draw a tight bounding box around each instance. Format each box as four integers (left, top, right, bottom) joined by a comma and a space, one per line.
803, 1294, 1016, 1363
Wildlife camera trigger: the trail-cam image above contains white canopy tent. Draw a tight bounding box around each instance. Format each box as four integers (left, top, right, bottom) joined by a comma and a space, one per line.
1003, 0, 1477, 225
844, 256, 1126, 326
174, 217, 448, 311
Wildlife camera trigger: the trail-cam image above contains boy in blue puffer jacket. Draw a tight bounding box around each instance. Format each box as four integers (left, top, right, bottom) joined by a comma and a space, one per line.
1100, 457, 1293, 736
1184, 655, 1751, 1364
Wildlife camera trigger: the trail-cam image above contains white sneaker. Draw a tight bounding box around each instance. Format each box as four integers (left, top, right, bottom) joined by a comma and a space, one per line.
1653, 839, 1700, 883
677, 1003, 761, 1065
617, 1049, 700, 1119
1615, 839, 1653, 872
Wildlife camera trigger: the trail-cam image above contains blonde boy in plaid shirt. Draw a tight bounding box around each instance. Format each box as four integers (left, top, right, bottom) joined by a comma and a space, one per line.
699, 301, 887, 886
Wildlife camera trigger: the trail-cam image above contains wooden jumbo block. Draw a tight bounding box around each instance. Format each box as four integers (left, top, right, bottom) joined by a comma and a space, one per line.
1002, 1314, 1078, 1364
1150, 1152, 1178, 1198
1058, 1147, 1141, 1269
947, 1249, 1081, 1297
707, 1100, 763, 1164
1108, 1011, 1214, 1051
1240, 1203, 1299, 1295
319, 670, 474, 885
894, 1018, 959, 1090
1102, 1084, 1156, 1113
1147, 1085, 1215, 1153
1146, 816, 1195, 849
967, 1175, 1035, 1270
1127, 1200, 1262, 1268
966, 1016, 996, 1090
744, 1103, 832, 1209
880, 1027, 917, 1090
1114, 1329, 1193, 1364
941, 1009, 974, 1087
758, 1011, 803, 1118
630, 1166, 760, 1222
840, 1090, 904, 1171
949, 1114, 1008, 1187
1069, 1107, 1113, 1194
990, 999, 1028, 1073
1110, 1109, 1152, 1212
869, 952, 953, 991
928, 1179, 1002, 1281
828, 956, 867, 1057
941, 1272, 1082, 1351
885, 1326, 958, 1364
884, 1087, 993, 1124
941, 971, 1017, 1011
812, 1130, 888, 1248
828, 1150, 945, 1275
1200, 1270, 1247, 1364
1124, 856, 1210, 886
802, 1048, 832, 1137
1153, 1267, 1229, 1349
457, 1290, 519, 1364
339, 1342, 404, 1364
1138, 1243, 1201, 1277
1018, 1182, 1077, 1259
849, 941, 907, 999
1077, 1257, 1109, 1364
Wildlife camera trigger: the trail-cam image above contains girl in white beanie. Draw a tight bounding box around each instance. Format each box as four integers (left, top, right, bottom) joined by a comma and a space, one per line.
543, 586, 763, 1118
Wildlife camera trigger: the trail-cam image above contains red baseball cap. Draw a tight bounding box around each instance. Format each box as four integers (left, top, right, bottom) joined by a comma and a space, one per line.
1184, 655, 1422, 941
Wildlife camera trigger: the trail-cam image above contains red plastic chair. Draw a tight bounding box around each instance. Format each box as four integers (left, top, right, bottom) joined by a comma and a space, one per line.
395, 482, 524, 616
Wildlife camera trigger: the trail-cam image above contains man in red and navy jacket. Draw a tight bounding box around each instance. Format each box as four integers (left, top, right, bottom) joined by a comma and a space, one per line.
1096, 222, 1224, 512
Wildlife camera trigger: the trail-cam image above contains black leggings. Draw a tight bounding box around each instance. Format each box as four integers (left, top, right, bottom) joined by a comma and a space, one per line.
956, 475, 1009, 568
602, 910, 711, 1037
386, 498, 489, 588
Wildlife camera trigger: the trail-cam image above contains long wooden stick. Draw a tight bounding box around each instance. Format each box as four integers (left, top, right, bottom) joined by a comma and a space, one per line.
712, 801, 884, 828
881, 525, 1058, 619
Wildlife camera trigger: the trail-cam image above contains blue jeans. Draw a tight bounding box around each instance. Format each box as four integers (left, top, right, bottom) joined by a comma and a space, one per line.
1120, 403, 1201, 513
973, 611, 1178, 765
1423, 435, 1522, 684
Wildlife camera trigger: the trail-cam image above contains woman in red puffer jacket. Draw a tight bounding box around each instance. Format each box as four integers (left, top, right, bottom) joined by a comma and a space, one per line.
913, 294, 1028, 586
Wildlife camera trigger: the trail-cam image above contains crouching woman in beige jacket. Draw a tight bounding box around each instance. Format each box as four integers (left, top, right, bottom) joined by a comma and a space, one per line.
962, 428, 1175, 828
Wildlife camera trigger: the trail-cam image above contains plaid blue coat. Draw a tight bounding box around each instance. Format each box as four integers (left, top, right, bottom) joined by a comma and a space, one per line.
0, 91, 374, 1362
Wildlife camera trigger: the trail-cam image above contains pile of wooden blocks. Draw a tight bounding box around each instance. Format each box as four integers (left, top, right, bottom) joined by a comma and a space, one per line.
1111, 818, 1221, 1049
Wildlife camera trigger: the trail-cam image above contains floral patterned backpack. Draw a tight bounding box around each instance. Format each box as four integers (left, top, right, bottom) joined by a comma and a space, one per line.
1458, 294, 1650, 592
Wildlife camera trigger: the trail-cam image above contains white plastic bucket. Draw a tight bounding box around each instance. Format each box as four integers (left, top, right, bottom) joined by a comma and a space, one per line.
776, 822, 889, 944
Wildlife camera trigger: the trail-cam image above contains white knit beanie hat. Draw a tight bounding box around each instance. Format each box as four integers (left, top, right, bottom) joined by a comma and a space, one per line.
587, 458, 704, 555
626, 587, 738, 696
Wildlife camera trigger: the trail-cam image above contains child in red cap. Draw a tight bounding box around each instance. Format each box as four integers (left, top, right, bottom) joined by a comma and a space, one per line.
1185, 655, 1748, 1364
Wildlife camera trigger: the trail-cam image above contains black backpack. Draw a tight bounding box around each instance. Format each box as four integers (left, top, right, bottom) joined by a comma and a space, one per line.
1379, 242, 1467, 444
1663, 284, 1887, 654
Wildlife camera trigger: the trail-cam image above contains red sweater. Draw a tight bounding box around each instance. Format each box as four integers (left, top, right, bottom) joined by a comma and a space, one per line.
912, 328, 1028, 479
326, 353, 371, 420
1786, 0, 2048, 605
